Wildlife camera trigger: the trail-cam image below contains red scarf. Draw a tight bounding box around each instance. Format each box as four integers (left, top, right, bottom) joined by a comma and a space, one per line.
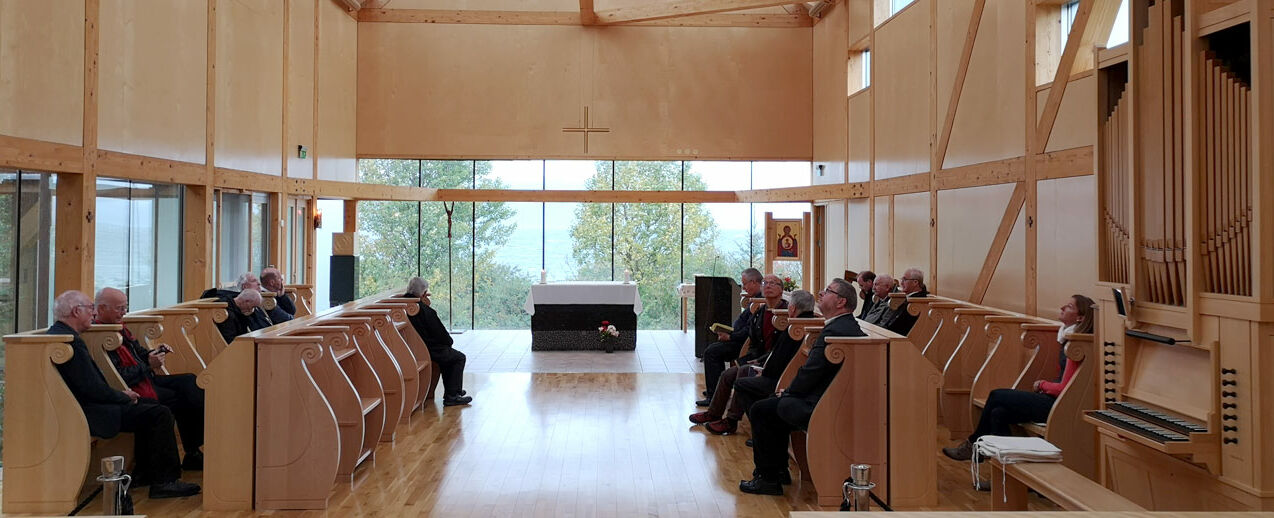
113, 326, 159, 400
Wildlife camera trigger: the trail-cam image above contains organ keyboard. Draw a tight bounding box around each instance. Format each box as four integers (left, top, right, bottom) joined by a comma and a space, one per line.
1086, 400, 1209, 444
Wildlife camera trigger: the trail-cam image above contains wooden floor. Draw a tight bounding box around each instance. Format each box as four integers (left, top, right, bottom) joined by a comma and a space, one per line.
71, 331, 1058, 516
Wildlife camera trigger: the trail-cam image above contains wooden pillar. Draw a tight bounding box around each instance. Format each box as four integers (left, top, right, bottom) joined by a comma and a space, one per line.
268, 192, 286, 270
343, 199, 357, 233
55, 0, 99, 296
183, 185, 215, 300
1024, 1, 1039, 315
306, 195, 318, 284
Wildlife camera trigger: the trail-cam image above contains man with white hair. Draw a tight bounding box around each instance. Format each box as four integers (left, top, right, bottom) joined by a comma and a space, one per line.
96, 287, 205, 470
861, 274, 898, 326
878, 267, 929, 334
49, 290, 200, 498
403, 277, 471, 406
215, 288, 273, 344
238, 271, 292, 324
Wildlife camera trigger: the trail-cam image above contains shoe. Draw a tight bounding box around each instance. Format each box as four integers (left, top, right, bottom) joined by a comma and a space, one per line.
182, 451, 203, 471
443, 395, 473, 406
738, 476, 783, 495
689, 411, 718, 425
752, 469, 791, 485
942, 440, 973, 461
705, 418, 738, 435
457, 389, 467, 396
745, 439, 754, 448
149, 480, 201, 499
702, 390, 708, 397
695, 398, 711, 407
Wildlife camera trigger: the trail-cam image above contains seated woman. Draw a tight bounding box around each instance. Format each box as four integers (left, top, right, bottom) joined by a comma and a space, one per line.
689, 290, 816, 435
942, 294, 1095, 461
947, 294, 1095, 460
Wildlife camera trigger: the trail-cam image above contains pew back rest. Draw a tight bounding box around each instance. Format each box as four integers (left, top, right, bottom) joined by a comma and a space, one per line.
80, 324, 128, 391
775, 317, 825, 392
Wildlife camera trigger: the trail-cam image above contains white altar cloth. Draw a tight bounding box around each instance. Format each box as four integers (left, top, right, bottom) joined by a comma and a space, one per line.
523, 281, 643, 315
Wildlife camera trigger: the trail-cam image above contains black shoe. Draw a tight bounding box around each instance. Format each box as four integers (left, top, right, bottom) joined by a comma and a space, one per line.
443, 395, 473, 406
149, 480, 201, 499
182, 451, 203, 471
458, 389, 467, 396
752, 468, 791, 485
745, 439, 754, 448
738, 476, 783, 495
702, 390, 708, 397
695, 398, 711, 407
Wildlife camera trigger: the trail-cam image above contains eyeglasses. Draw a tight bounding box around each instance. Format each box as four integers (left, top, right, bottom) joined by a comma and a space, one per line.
820, 288, 852, 299
902, 277, 921, 282
762, 280, 782, 286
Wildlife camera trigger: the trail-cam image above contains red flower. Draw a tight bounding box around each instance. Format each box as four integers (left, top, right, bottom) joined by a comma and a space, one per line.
601, 320, 609, 325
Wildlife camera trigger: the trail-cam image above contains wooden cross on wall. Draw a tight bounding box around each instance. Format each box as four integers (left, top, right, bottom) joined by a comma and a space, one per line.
562, 106, 609, 154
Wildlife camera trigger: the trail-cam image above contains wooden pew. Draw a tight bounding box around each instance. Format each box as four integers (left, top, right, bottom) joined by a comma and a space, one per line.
321, 316, 406, 439
127, 308, 207, 375
175, 298, 231, 361
81, 324, 129, 391
1019, 332, 1100, 479
989, 458, 1143, 511
288, 284, 316, 317
920, 301, 969, 368
361, 297, 440, 403
343, 308, 423, 420
941, 307, 999, 440
969, 316, 1051, 424
899, 295, 941, 352
735, 298, 767, 360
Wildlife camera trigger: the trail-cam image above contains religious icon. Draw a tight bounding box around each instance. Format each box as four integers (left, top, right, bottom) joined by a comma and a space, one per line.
777, 225, 799, 258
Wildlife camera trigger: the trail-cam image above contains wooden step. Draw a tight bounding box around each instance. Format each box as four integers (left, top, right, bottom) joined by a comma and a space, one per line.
361, 397, 382, 415
333, 347, 356, 362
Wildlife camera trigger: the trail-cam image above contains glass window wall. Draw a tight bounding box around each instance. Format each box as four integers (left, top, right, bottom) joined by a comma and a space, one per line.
94, 178, 183, 310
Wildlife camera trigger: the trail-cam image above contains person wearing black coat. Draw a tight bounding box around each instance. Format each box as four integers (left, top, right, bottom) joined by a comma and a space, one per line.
699, 268, 764, 404
96, 287, 205, 470
403, 277, 471, 406
203, 288, 273, 344
878, 268, 929, 335
740, 278, 866, 496
48, 290, 200, 499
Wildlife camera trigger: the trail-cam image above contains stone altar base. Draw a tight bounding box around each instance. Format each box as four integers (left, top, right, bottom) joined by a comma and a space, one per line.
529, 304, 637, 351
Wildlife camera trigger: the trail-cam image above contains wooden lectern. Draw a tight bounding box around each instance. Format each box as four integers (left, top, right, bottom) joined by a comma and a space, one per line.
693, 275, 740, 358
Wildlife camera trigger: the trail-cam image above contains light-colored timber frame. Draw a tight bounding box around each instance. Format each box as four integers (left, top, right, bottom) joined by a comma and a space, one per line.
5, 0, 1106, 315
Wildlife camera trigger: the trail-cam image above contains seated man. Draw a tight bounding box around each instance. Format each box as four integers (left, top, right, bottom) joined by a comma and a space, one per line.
740, 278, 865, 495
239, 270, 293, 324
96, 288, 205, 470
403, 277, 471, 406
690, 289, 814, 435
49, 291, 201, 498
699, 267, 764, 406
861, 273, 898, 326
878, 267, 930, 335
260, 267, 296, 317
214, 288, 273, 344
854, 270, 877, 319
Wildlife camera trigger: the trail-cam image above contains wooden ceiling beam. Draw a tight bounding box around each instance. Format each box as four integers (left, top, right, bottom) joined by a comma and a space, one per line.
358, 8, 811, 27
595, 0, 801, 24
580, 0, 597, 25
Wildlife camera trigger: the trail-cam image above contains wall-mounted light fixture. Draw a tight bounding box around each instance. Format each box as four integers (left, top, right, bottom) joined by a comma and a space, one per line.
313, 208, 324, 229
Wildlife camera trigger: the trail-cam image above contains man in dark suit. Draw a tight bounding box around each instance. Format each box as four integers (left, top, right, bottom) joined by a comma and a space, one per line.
855, 270, 877, 319
208, 288, 273, 344
879, 267, 929, 335
96, 287, 206, 470
699, 268, 764, 406
740, 278, 866, 495
235, 270, 292, 324
402, 277, 471, 406
49, 290, 200, 499
259, 268, 296, 321
861, 274, 898, 326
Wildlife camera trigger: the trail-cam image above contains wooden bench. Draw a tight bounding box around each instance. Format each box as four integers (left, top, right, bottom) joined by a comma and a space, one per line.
127, 307, 208, 375
989, 458, 1143, 511
775, 317, 940, 509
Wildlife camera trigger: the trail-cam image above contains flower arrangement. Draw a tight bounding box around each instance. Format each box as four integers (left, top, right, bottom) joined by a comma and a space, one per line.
598, 320, 619, 353
781, 276, 798, 292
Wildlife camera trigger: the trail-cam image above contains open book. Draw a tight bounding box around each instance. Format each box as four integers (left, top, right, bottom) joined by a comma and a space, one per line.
708, 323, 734, 334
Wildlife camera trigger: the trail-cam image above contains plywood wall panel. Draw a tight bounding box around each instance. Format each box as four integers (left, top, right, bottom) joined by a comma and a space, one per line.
848, 91, 871, 183
848, 198, 871, 270
388, 0, 578, 11
936, 182, 1015, 300
287, 0, 316, 180
815, 3, 845, 185
318, 0, 356, 182
590, 27, 811, 159
823, 201, 848, 282
1036, 175, 1098, 316
215, 0, 284, 176
812, 3, 849, 185
1039, 75, 1096, 153
934, 0, 976, 126
983, 208, 1025, 313
98, 0, 206, 164
892, 191, 930, 276
0, 0, 83, 146
848, 0, 871, 44
359, 23, 812, 160
941, 0, 1026, 170
873, 196, 891, 273
872, 5, 931, 179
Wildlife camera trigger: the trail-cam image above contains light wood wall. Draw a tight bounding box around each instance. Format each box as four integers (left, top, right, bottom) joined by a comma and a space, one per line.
0, 0, 357, 298
356, 21, 813, 160
815, 0, 1105, 316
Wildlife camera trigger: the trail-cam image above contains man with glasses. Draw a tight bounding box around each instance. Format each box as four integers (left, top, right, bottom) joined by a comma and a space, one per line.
699, 268, 764, 406
740, 278, 865, 495
49, 290, 201, 498
96, 287, 206, 470
879, 268, 929, 335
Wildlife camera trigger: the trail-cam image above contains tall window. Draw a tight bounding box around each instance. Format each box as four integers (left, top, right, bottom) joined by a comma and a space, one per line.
357, 160, 812, 330
216, 191, 270, 287
1106, 0, 1129, 47
849, 48, 871, 94
285, 197, 309, 285
313, 199, 344, 311
94, 178, 183, 310
1061, 1, 1081, 50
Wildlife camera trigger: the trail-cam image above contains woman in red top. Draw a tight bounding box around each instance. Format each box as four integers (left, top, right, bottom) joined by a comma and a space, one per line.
942, 294, 1096, 461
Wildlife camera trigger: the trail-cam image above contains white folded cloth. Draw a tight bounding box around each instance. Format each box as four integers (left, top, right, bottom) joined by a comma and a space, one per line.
971, 436, 1063, 496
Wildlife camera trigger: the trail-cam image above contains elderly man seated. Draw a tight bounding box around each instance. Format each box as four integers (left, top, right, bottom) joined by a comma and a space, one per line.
235, 271, 292, 324
861, 273, 898, 326
403, 277, 471, 406
96, 288, 205, 470
259, 267, 296, 318
214, 288, 273, 344
49, 290, 201, 498
877, 267, 929, 335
